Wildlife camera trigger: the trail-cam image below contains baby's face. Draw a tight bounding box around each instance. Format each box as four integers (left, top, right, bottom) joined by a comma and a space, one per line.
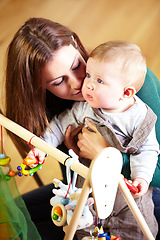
82, 57, 125, 113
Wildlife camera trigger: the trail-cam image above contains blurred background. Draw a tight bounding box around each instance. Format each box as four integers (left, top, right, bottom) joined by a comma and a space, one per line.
0, 0, 160, 194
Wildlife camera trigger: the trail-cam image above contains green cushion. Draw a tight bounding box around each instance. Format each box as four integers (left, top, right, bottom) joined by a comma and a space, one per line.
122, 68, 160, 187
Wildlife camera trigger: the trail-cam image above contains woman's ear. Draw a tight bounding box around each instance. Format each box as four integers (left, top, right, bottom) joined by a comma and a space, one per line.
123, 86, 136, 98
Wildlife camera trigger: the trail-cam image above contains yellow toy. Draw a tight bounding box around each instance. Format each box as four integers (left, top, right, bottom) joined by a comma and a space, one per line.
17, 157, 43, 177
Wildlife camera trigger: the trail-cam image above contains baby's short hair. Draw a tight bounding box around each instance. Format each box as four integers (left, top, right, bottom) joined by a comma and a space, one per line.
90, 41, 147, 92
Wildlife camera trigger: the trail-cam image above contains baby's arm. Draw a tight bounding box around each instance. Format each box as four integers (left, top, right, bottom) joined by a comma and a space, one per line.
130, 127, 159, 196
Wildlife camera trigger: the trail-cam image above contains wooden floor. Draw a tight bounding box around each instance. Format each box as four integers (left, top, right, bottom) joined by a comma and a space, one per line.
0, 0, 160, 195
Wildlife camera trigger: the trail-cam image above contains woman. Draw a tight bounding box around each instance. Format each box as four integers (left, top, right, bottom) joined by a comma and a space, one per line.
5, 18, 159, 239
5, 17, 88, 240
5, 17, 88, 157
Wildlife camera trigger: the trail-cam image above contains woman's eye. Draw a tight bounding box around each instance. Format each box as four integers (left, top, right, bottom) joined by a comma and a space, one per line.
86, 73, 91, 78
97, 78, 103, 84
52, 78, 64, 86
72, 61, 81, 71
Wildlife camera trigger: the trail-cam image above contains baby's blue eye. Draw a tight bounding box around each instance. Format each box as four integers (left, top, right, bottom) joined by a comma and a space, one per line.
86, 73, 91, 78
97, 78, 103, 84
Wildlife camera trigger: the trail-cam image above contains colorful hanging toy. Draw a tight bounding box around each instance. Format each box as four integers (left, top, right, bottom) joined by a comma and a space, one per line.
17, 157, 44, 177
0, 128, 44, 180
0, 125, 15, 181
17, 136, 45, 176
50, 150, 94, 230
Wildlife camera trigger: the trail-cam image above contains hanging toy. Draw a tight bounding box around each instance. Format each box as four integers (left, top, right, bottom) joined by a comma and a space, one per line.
0, 129, 44, 179
52, 205, 63, 220
51, 202, 67, 227
17, 157, 44, 177
50, 150, 94, 229
17, 136, 45, 177
0, 125, 15, 181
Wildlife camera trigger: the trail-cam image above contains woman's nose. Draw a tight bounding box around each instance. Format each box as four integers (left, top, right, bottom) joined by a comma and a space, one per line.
69, 76, 83, 90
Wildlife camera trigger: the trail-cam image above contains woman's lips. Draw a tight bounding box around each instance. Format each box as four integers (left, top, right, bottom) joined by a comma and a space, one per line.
74, 90, 82, 95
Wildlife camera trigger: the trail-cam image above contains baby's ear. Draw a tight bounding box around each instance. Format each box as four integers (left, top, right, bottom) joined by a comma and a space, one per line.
123, 86, 136, 98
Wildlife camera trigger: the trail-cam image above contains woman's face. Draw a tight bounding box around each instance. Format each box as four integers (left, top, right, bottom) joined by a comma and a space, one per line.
42, 44, 86, 101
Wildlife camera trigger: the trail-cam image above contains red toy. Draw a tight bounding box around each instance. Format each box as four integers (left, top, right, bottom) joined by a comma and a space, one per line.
123, 177, 139, 194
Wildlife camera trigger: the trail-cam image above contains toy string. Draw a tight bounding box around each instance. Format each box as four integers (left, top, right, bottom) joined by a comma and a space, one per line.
27, 136, 36, 158
1, 125, 3, 154
65, 179, 71, 199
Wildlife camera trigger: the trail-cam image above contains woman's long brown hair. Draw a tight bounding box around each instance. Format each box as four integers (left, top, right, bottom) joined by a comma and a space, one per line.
5, 18, 88, 156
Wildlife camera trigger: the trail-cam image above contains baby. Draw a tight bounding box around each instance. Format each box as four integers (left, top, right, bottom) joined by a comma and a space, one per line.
28, 40, 159, 197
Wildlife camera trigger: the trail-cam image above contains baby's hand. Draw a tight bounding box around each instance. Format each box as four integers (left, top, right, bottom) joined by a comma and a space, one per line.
26, 147, 46, 168
132, 178, 149, 197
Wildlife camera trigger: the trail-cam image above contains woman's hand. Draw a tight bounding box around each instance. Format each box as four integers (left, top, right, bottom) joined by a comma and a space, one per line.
77, 118, 111, 160
64, 125, 83, 156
